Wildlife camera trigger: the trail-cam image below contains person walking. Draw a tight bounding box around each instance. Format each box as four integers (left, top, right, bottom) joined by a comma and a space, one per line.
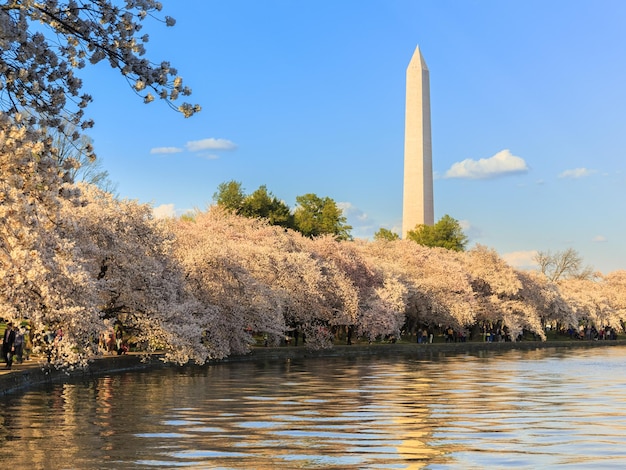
2, 322, 16, 370
13, 327, 24, 364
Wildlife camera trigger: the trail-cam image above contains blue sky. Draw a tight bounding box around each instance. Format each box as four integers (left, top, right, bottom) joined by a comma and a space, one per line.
81, 1, 626, 274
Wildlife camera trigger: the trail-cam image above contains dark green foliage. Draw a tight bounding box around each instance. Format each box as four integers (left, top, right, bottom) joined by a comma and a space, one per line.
293, 193, 352, 240
213, 181, 351, 239
374, 228, 400, 241
406, 214, 468, 251
240, 185, 294, 229
213, 180, 246, 212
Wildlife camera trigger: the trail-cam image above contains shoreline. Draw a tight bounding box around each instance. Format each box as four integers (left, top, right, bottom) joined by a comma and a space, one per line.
1, 339, 625, 397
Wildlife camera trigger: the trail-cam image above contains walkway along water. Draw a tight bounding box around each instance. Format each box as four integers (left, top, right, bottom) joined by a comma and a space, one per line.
1, 339, 626, 397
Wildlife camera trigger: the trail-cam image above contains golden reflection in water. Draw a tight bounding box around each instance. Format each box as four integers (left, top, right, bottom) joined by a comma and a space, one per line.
383, 370, 443, 469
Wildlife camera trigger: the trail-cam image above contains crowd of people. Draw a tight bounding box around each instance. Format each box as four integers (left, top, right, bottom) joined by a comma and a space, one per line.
99, 325, 129, 355
0, 320, 623, 370
0, 322, 130, 369
566, 325, 619, 341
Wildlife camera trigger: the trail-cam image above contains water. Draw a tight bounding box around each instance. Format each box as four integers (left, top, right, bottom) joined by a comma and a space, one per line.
1, 346, 626, 469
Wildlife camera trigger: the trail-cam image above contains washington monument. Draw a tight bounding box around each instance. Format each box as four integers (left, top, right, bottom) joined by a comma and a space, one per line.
402, 46, 434, 237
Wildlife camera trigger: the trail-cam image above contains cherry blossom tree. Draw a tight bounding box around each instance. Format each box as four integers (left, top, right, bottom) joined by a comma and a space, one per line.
355, 274, 407, 342
171, 208, 364, 350
305, 237, 408, 342
559, 278, 609, 330
0, 0, 199, 152
49, 121, 117, 192
6, 122, 625, 369
462, 245, 524, 338
559, 272, 626, 333
517, 270, 573, 336
600, 271, 626, 330
0, 114, 102, 367
171, 208, 288, 353
0, 117, 203, 368
361, 240, 476, 334
59, 184, 217, 365
173, 208, 401, 349
460, 246, 557, 340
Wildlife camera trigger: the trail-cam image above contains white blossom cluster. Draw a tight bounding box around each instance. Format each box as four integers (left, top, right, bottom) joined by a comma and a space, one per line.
0, 113, 100, 368
170, 207, 626, 351
0, 0, 199, 148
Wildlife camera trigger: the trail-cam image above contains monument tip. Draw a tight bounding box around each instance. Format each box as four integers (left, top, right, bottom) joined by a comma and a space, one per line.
409, 45, 428, 71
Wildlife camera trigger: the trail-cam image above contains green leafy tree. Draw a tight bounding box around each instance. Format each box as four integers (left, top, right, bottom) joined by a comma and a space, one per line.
294, 193, 352, 240
406, 214, 468, 251
374, 228, 400, 241
213, 180, 246, 213
241, 185, 294, 229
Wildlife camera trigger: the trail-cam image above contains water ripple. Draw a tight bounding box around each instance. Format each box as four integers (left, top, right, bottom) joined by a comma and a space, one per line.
1, 347, 626, 468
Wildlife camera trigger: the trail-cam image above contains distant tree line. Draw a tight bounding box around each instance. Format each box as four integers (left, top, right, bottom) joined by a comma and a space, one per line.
374, 214, 468, 252
213, 180, 352, 241
216, 181, 472, 252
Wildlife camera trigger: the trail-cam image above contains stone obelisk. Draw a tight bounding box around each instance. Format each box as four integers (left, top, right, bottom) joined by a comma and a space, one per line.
402, 46, 434, 237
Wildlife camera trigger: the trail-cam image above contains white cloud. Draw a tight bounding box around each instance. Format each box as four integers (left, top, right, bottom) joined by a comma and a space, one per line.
501, 250, 538, 269
186, 138, 237, 152
592, 235, 607, 243
338, 202, 380, 239
558, 167, 594, 179
456, 219, 480, 242
338, 202, 369, 222
150, 146, 183, 154
458, 219, 471, 233
444, 149, 529, 179
151, 138, 237, 157
152, 203, 176, 219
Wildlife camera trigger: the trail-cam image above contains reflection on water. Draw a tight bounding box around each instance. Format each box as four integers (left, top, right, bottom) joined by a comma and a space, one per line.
2, 346, 626, 468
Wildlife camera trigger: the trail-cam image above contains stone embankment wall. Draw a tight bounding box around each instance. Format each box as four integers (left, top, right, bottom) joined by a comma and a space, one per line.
2, 340, 625, 397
